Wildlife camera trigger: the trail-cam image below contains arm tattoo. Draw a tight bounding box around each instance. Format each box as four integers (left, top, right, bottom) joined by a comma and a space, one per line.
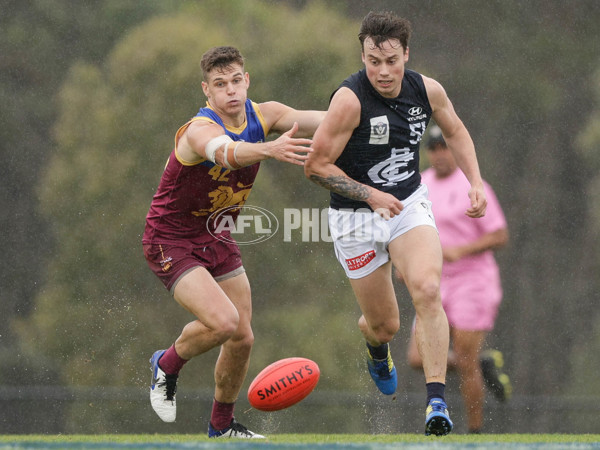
309, 174, 370, 201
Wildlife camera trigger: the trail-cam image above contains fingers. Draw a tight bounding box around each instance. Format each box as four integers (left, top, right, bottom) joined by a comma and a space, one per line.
272, 136, 313, 165
275, 147, 312, 165
466, 207, 486, 218
287, 138, 313, 147
466, 187, 487, 218
466, 200, 487, 217
374, 203, 403, 220
374, 207, 392, 220
283, 152, 311, 166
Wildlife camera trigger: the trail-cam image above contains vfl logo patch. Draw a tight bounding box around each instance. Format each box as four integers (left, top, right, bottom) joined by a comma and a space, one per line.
369, 116, 389, 145
346, 250, 376, 271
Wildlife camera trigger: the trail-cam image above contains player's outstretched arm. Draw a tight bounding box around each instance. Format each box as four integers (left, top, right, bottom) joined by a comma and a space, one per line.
231, 122, 313, 167
180, 118, 313, 170
260, 101, 326, 138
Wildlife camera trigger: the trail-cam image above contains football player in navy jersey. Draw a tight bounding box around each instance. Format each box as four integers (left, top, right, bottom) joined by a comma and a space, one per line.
305, 11, 487, 436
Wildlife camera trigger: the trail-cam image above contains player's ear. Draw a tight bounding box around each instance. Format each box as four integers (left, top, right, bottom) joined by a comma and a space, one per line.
404, 47, 409, 63
201, 81, 209, 97
244, 72, 250, 88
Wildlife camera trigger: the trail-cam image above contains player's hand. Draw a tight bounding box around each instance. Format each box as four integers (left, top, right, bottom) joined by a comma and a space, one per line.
367, 188, 404, 220
267, 122, 313, 166
466, 184, 487, 218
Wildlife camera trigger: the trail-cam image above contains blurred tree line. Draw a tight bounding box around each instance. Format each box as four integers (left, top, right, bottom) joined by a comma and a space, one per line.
1, 0, 599, 434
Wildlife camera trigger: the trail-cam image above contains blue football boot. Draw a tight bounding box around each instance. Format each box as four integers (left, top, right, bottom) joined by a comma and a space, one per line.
366, 344, 397, 395
425, 399, 453, 436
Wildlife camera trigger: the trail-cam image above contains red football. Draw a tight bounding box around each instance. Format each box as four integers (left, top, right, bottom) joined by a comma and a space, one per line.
248, 357, 320, 411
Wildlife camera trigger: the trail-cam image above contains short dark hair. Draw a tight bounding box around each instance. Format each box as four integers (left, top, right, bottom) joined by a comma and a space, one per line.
358, 11, 412, 52
200, 46, 245, 81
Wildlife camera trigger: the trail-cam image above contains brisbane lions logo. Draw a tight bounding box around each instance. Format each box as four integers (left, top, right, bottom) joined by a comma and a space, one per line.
192, 182, 253, 216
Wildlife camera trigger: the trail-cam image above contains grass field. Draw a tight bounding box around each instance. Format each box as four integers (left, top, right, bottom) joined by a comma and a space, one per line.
1, 434, 599, 449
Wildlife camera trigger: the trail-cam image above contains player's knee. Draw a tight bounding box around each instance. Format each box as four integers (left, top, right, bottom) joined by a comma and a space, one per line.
453, 346, 480, 372
236, 328, 255, 353
358, 315, 398, 343
212, 311, 241, 344
416, 278, 440, 301
373, 320, 400, 343
410, 277, 441, 311
221, 328, 254, 365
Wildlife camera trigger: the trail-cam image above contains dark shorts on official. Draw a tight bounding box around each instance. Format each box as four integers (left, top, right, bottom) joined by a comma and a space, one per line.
143, 237, 245, 293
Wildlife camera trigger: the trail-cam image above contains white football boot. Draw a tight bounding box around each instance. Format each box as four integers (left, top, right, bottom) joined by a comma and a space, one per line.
208, 418, 265, 439
149, 349, 177, 422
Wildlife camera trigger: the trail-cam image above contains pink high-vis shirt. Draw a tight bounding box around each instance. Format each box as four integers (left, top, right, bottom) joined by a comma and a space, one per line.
422, 168, 506, 277
421, 167, 507, 330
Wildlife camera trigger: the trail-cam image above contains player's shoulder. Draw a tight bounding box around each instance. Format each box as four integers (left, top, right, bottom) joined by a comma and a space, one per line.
421, 74, 446, 96
421, 75, 450, 113
254, 100, 291, 125
326, 87, 361, 129
256, 100, 287, 114
185, 117, 220, 136
178, 119, 223, 159
331, 87, 360, 110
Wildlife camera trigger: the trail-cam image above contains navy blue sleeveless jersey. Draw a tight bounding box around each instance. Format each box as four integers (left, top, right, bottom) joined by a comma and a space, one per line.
330, 69, 432, 210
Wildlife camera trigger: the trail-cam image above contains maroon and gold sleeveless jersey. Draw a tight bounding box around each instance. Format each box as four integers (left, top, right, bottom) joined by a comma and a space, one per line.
143, 100, 268, 245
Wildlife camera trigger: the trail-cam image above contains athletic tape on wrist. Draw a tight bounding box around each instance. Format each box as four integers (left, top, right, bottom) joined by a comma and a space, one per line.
205, 135, 233, 163
233, 141, 243, 167
222, 141, 243, 170
222, 141, 235, 170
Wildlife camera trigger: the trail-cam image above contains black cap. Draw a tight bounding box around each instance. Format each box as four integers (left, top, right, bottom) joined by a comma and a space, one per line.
425, 125, 446, 149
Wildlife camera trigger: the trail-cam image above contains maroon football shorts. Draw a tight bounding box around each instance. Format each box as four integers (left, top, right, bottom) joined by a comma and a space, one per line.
143, 238, 244, 293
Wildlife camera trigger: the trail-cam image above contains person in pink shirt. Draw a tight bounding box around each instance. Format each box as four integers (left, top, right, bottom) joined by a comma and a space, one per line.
405, 125, 511, 433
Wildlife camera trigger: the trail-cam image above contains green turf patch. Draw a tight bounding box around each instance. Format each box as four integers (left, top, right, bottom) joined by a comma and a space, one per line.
0, 434, 599, 449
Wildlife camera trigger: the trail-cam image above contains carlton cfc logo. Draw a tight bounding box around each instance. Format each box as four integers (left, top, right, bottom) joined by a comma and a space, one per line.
367, 147, 415, 187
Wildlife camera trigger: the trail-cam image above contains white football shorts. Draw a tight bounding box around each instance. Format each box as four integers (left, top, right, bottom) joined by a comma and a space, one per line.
328, 183, 437, 279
